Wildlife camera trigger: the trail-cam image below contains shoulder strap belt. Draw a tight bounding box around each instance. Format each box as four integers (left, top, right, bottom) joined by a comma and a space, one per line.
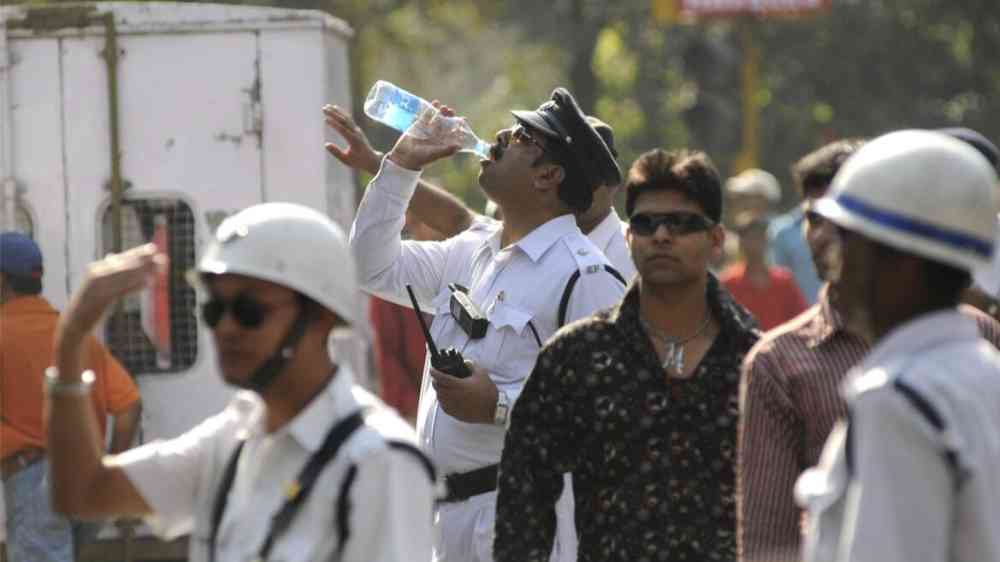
208, 410, 367, 562
557, 265, 627, 328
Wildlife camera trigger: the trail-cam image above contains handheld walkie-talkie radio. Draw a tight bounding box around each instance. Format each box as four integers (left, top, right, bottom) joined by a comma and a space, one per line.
405, 285, 472, 378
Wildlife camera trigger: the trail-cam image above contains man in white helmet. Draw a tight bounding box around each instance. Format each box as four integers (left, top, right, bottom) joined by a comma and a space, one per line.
796, 130, 1000, 562
44, 203, 436, 562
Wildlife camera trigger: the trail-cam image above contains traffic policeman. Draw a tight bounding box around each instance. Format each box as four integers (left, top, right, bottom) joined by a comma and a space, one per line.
349, 88, 626, 562
46, 203, 436, 562
796, 130, 1000, 562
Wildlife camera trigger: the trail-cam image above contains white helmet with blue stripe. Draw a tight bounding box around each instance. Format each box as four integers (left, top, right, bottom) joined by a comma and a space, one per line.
814, 129, 999, 273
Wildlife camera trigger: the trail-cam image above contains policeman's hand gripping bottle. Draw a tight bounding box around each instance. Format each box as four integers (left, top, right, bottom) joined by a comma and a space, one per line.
364, 80, 490, 160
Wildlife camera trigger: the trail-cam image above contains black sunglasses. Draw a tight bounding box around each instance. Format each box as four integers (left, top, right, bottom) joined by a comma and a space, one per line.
200, 293, 294, 329
511, 124, 546, 152
629, 211, 715, 237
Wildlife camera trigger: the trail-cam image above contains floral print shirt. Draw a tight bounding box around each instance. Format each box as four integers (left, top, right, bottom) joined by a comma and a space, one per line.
494, 277, 760, 562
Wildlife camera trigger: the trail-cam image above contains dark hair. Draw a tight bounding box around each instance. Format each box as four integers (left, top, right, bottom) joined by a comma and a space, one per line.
533, 140, 593, 213
3, 273, 42, 295
792, 138, 867, 198
624, 149, 722, 222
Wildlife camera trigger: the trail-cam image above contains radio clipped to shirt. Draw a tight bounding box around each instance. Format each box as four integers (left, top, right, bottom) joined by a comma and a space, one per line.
447, 283, 488, 339
406, 285, 472, 378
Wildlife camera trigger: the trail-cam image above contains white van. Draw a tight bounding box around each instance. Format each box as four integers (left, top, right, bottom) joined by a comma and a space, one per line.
1, 0, 358, 442
2, 2, 360, 556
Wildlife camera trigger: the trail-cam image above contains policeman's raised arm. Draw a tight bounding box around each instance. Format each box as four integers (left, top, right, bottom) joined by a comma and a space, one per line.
325, 104, 475, 238
348, 104, 463, 307
48, 245, 161, 518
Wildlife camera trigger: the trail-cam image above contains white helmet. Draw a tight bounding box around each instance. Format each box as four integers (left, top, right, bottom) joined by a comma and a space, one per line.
197, 202, 358, 324
814, 130, 999, 273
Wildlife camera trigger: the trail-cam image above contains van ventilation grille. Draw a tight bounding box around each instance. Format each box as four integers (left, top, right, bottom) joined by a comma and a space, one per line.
102, 197, 198, 375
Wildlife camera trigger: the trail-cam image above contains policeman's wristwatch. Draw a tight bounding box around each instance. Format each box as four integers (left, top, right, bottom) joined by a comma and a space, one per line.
494, 390, 511, 426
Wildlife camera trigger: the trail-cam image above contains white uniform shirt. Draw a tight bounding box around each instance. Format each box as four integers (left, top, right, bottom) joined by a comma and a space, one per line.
586, 208, 636, 282
115, 367, 434, 562
473, 207, 635, 283
797, 310, 1000, 562
349, 158, 626, 475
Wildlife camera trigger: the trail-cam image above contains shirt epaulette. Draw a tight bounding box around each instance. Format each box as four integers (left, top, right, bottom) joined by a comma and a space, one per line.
561, 233, 609, 276
843, 367, 894, 400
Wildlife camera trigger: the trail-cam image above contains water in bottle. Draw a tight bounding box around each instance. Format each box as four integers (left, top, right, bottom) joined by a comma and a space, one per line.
364, 80, 491, 159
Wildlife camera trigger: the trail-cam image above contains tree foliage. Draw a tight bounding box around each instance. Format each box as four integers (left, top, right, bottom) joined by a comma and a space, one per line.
10, 0, 999, 211
336, 0, 1000, 210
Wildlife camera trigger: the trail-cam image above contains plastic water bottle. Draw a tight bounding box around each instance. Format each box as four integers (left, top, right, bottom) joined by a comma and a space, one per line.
364, 81, 491, 159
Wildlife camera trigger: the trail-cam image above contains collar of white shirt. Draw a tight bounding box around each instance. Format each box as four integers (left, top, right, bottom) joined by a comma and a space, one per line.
242, 365, 361, 453
587, 208, 625, 254
486, 214, 579, 263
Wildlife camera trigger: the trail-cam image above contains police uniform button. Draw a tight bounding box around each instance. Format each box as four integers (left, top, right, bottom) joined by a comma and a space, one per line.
576, 248, 589, 256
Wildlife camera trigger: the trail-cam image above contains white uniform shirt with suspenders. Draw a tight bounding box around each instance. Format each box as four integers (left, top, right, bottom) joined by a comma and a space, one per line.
115, 366, 435, 562
797, 310, 1000, 562
350, 158, 626, 562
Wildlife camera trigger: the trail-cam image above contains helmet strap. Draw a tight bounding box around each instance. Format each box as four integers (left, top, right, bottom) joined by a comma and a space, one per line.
246, 302, 313, 392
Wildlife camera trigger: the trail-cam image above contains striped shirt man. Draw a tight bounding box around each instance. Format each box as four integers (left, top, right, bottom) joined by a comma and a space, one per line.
737, 283, 1000, 562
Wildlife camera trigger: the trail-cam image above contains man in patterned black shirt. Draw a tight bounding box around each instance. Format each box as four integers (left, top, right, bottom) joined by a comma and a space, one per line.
495, 149, 760, 562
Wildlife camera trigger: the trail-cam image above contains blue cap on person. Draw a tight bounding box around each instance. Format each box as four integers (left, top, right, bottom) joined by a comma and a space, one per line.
0, 231, 43, 278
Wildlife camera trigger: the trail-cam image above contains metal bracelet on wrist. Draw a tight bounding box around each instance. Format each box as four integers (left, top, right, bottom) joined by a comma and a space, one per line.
44, 367, 96, 396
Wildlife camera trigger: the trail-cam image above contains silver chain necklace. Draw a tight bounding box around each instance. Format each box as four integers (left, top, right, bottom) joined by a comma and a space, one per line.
640, 312, 712, 375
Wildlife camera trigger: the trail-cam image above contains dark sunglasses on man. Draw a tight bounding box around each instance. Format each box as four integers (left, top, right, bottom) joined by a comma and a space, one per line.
628, 211, 716, 237
200, 293, 296, 329
510, 124, 546, 152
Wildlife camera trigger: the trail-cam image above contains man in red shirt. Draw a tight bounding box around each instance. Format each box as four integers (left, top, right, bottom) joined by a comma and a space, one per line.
721, 213, 807, 330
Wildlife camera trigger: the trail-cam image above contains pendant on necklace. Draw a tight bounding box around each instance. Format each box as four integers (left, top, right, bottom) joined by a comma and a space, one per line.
662, 340, 684, 374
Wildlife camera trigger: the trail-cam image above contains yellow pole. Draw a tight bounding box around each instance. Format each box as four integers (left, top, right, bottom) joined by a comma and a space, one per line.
734, 20, 760, 173
652, 0, 679, 24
